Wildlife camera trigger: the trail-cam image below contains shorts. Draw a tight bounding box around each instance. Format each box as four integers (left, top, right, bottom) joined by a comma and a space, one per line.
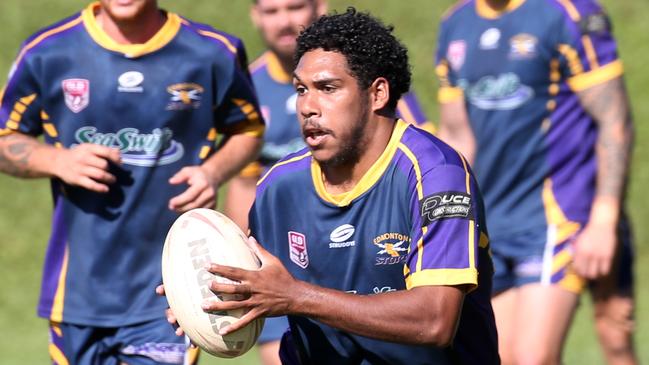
49, 317, 199, 365
491, 219, 634, 295
257, 316, 289, 344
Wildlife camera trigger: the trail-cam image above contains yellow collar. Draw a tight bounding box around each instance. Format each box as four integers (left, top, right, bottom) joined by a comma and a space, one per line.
265, 51, 293, 84
311, 119, 409, 207
82, 1, 181, 58
476, 0, 526, 19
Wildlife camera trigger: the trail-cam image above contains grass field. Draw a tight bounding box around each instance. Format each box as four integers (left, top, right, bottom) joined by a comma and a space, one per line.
0, 1, 647, 364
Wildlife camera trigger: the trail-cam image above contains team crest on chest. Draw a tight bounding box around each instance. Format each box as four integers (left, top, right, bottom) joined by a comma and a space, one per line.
372, 232, 410, 266
447, 40, 467, 71
62, 78, 89, 113
288, 231, 309, 269
166, 83, 204, 110
509, 34, 538, 59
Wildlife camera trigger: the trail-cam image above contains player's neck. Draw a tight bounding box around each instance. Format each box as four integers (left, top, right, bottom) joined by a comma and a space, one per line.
96, 7, 167, 45
274, 52, 295, 77
321, 116, 396, 195
484, 0, 511, 11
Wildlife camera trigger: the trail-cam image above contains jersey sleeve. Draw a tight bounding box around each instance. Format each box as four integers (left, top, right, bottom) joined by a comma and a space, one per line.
434, 20, 464, 104
212, 39, 265, 138
404, 161, 484, 291
396, 91, 436, 134
0, 50, 44, 137
554, 2, 622, 92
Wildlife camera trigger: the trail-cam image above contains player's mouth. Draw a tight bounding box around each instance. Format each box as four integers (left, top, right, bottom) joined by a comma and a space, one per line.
302, 127, 330, 148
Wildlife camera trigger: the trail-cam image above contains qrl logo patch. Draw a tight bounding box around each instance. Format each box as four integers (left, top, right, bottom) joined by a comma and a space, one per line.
447, 40, 466, 71
420, 191, 473, 226
62, 79, 89, 113
288, 231, 309, 269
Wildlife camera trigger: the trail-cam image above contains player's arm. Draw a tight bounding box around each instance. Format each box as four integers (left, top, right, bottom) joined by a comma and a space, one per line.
0, 133, 122, 192
437, 96, 475, 164
204, 238, 466, 347
223, 167, 260, 231
573, 75, 633, 278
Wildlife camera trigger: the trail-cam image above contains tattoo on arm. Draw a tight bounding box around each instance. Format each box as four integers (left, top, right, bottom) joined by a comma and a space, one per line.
0, 133, 42, 178
578, 76, 634, 199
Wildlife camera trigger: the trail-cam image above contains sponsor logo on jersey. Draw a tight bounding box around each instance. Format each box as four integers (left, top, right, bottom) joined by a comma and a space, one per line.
461, 72, 534, 110
74, 126, 184, 167
373, 232, 410, 265
580, 12, 610, 34
118, 71, 144, 93
480, 28, 501, 50
288, 231, 309, 268
328, 224, 356, 249
62, 78, 90, 113
447, 40, 466, 71
509, 34, 538, 59
372, 286, 397, 294
166, 83, 204, 110
420, 191, 472, 226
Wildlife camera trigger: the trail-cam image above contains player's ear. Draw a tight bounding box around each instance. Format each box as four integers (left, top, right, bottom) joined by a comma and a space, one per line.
315, 0, 328, 16
250, 3, 261, 29
369, 77, 390, 112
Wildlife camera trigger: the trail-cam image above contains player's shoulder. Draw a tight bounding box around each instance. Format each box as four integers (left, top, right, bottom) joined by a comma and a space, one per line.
256, 148, 313, 196
177, 16, 244, 57
17, 11, 85, 58
249, 52, 270, 76
440, 0, 474, 23
543, 0, 607, 24
398, 122, 468, 175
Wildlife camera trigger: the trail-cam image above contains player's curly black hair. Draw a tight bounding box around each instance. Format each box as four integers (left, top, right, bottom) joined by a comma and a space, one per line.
295, 7, 411, 110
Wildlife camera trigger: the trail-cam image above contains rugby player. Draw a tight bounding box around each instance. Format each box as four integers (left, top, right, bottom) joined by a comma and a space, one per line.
202, 8, 499, 364
436, 0, 635, 363
0, 0, 263, 363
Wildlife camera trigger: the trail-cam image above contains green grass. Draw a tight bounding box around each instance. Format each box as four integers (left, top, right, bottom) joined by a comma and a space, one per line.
0, 1, 647, 364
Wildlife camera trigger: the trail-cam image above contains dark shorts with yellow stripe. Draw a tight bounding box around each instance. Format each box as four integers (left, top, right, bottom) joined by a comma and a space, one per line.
491, 219, 634, 295
49, 317, 199, 365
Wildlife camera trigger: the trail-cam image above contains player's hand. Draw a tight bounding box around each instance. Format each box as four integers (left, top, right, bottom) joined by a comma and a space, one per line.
168, 165, 218, 213
155, 284, 186, 337
572, 221, 617, 279
53, 143, 121, 193
201, 237, 298, 335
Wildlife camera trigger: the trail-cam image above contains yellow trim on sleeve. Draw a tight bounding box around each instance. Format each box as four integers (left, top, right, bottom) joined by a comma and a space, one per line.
397, 141, 426, 272
239, 161, 262, 178
581, 35, 600, 69
43, 123, 59, 137
49, 343, 70, 365
257, 150, 312, 186
82, 2, 181, 58
556, 0, 581, 21
438, 87, 464, 104
206, 128, 217, 141
50, 246, 69, 323
311, 119, 409, 207
41, 110, 50, 120
197, 30, 237, 54
406, 268, 478, 289
568, 60, 624, 92
458, 153, 476, 270
198, 145, 211, 160
14, 17, 83, 68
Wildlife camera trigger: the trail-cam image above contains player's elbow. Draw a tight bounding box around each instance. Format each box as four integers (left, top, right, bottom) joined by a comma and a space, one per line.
417, 320, 457, 347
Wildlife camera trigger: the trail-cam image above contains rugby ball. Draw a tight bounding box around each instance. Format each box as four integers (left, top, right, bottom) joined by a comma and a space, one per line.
161, 208, 264, 358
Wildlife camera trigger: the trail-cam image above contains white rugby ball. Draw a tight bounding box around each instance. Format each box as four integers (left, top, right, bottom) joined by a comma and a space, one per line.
161, 208, 264, 358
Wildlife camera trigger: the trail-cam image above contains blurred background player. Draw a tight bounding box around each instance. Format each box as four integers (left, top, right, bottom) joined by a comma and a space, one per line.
224, 3, 432, 362
436, 0, 635, 364
224, 0, 434, 232
200, 8, 499, 364
0, 0, 262, 364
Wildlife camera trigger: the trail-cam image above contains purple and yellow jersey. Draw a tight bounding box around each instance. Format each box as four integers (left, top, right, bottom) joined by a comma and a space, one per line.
0, 2, 262, 326
435, 0, 622, 241
239, 50, 434, 178
249, 120, 498, 364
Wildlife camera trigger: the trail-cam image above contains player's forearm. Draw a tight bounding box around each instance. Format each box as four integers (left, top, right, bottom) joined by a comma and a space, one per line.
578, 76, 634, 223
289, 281, 463, 347
438, 101, 476, 164
0, 133, 59, 178
201, 134, 262, 187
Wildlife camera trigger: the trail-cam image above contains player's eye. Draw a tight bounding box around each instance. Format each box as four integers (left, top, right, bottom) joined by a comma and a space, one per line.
295, 85, 307, 95
322, 85, 336, 93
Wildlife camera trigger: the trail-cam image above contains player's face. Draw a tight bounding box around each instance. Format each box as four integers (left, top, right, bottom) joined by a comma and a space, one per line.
99, 0, 157, 22
252, 0, 320, 60
293, 49, 371, 167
